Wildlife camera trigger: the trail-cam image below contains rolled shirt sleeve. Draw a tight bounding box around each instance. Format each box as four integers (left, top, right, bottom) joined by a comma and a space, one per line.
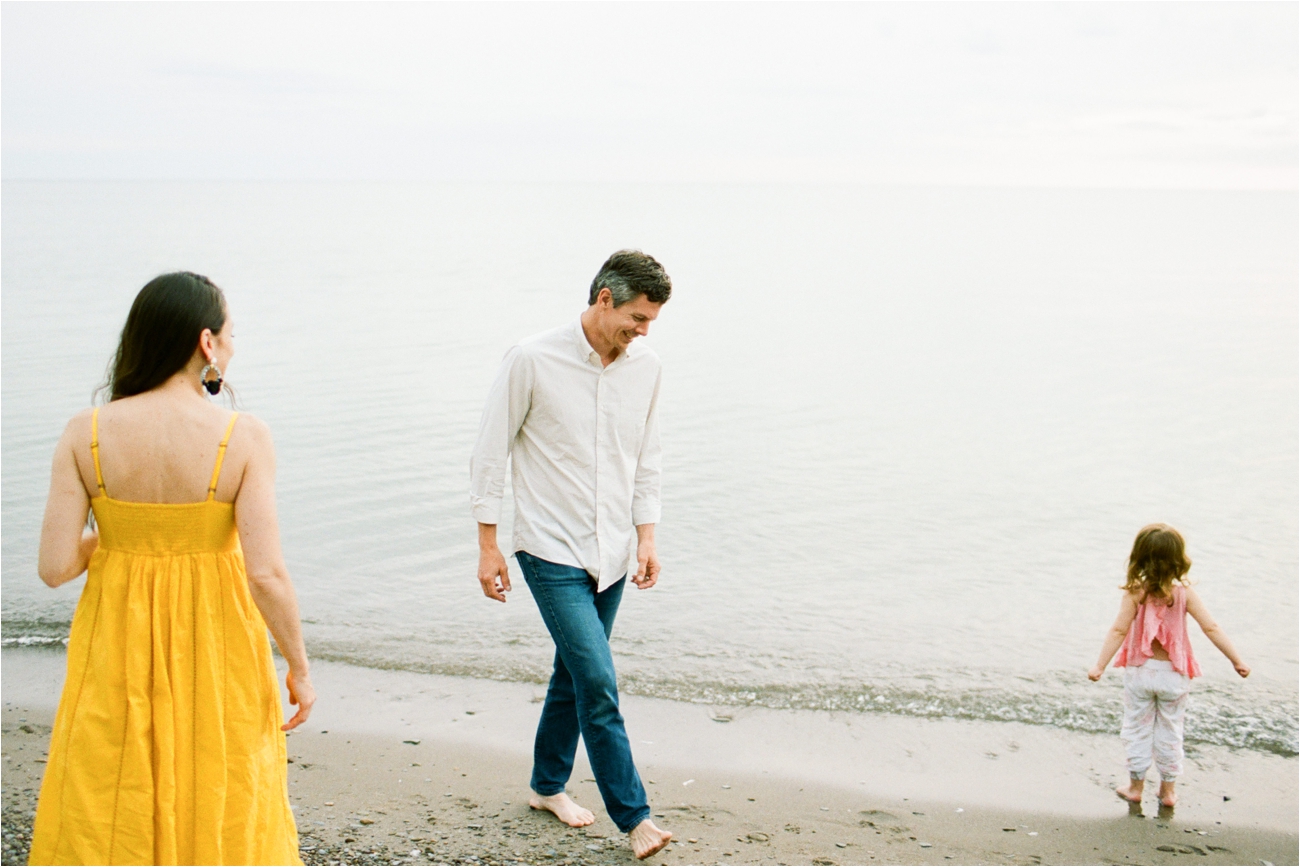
469, 346, 532, 524
631, 368, 662, 526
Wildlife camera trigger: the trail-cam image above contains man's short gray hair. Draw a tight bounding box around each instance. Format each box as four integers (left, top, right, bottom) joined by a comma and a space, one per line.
588, 250, 672, 307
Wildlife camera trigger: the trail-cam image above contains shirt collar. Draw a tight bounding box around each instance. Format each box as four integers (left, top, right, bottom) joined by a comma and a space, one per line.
572, 316, 638, 368
573, 318, 600, 365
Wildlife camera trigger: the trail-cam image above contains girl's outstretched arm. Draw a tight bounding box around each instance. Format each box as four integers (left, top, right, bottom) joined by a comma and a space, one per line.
1186, 587, 1250, 677
1089, 593, 1138, 681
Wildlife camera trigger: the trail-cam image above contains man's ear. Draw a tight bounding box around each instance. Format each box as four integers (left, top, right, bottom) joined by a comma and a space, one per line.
596, 287, 613, 308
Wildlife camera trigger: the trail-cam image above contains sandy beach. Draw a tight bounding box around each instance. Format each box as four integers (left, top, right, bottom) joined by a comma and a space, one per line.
4, 647, 1296, 866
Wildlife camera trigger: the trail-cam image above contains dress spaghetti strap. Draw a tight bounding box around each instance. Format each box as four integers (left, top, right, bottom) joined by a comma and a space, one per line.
207, 413, 241, 501
89, 408, 107, 498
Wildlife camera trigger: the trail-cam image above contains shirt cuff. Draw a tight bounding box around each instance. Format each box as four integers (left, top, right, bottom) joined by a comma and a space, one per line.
632, 502, 661, 525
471, 496, 502, 524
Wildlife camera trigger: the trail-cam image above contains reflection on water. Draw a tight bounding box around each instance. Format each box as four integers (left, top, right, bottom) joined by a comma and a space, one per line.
2, 181, 1296, 755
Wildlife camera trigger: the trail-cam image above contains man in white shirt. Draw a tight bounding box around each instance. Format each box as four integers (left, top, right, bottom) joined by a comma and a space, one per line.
469, 250, 673, 860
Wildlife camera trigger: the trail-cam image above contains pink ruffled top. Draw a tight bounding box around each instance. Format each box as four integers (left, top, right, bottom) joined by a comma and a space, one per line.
1114, 584, 1202, 678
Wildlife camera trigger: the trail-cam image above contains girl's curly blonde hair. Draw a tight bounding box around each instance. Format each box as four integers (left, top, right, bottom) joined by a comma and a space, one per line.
1122, 523, 1192, 604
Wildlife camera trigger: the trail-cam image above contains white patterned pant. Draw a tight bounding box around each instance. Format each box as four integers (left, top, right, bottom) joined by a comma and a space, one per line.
1121, 659, 1191, 781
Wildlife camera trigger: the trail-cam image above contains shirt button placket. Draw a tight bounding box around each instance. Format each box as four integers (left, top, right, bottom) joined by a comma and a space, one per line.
594, 368, 605, 580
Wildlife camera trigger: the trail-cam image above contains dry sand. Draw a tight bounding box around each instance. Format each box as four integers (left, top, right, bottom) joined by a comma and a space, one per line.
3, 647, 1296, 866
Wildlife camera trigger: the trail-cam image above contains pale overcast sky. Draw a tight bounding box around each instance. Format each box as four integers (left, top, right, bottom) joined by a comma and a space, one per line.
2, 2, 1295, 188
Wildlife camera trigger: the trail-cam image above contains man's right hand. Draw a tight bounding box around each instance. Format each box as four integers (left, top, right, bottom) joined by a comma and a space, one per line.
477, 523, 512, 603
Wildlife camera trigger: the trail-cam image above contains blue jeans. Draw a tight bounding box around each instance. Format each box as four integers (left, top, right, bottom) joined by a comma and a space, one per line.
516, 551, 650, 833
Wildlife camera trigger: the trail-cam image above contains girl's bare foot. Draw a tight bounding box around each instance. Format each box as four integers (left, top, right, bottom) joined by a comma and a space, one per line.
629, 818, 673, 860
529, 792, 595, 827
1115, 779, 1144, 803
1158, 780, 1177, 807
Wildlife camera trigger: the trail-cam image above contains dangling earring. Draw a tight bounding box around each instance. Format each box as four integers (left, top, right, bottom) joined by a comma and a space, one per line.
200, 360, 223, 396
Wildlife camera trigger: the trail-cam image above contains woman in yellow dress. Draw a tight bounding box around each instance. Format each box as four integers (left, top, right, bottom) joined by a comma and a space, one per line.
30, 271, 315, 865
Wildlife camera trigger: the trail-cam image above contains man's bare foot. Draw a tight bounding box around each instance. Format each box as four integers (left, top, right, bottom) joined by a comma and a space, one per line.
529, 792, 595, 827
1116, 780, 1144, 803
1158, 780, 1177, 807
629, 818, 673, 860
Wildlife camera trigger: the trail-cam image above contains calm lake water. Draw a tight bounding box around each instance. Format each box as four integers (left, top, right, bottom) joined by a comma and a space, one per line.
2, 181, 1296, 756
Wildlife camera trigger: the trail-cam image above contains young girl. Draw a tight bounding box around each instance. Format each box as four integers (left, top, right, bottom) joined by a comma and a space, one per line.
1088, 524, 1249, 808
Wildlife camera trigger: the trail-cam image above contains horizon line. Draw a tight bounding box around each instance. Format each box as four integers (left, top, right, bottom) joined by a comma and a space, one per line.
2, 177, 1296, 195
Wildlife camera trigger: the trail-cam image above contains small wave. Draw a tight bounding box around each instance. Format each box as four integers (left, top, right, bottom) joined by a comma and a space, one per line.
611, 673, 1299, 759
1, 634, 70, 647
1, 619, 71, 647
7, 622, 1295, 758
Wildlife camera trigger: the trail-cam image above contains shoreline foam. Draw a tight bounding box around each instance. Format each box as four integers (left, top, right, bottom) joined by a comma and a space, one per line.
5, 623, 1295, 759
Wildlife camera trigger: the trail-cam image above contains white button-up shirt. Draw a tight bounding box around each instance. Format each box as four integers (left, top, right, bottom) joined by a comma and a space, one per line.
470, 318, 663, 591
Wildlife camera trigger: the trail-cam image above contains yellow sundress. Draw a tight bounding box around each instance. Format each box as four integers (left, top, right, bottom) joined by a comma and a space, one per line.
29, 410, 302, 866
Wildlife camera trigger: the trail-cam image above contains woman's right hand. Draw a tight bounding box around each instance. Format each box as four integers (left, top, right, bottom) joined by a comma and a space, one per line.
1234, 662, 1251, 678
282, 669, 316, 731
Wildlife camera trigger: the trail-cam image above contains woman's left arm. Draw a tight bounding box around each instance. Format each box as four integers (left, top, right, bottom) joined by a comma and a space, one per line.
38, 415, 98, 587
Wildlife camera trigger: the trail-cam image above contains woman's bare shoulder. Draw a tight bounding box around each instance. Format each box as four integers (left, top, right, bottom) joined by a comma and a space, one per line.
60, 407, 97, 446
231, 411, 272, 442
226, 412, 275, 461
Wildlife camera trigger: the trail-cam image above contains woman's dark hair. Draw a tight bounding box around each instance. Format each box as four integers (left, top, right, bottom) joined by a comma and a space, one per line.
99, 272, 227, 402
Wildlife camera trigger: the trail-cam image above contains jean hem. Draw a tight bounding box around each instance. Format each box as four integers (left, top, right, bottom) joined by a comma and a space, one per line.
614, 808, 652, 835
531, 784, 568, 797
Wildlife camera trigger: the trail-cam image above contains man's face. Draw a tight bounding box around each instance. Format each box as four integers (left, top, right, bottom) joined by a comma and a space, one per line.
596, 291, 662, 351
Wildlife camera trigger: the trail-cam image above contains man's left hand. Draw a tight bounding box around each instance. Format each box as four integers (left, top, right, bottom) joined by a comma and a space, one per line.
632, 525, 660, 589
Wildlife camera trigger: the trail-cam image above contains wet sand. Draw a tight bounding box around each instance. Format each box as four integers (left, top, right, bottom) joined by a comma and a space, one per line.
3, 647, 1296, 865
